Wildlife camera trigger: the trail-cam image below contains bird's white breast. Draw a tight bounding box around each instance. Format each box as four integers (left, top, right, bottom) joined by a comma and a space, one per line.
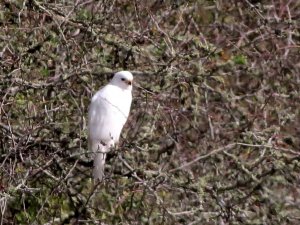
88, 84, 132, 144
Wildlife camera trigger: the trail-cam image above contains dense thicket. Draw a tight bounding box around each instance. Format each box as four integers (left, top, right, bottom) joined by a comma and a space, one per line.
1, 0, 299, 224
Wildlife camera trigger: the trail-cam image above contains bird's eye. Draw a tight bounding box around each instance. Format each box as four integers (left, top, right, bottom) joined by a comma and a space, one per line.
121, 78, 125, 81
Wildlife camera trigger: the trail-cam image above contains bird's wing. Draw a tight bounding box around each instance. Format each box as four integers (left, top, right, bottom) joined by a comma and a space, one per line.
88, 87, 109, 180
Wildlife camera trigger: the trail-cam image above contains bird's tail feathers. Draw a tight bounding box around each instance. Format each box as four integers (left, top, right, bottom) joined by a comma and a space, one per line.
93, 151, 107, 181
91, 142, 111, 181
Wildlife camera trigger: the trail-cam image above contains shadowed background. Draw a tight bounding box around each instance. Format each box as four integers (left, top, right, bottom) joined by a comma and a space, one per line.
0, 0, 299, 224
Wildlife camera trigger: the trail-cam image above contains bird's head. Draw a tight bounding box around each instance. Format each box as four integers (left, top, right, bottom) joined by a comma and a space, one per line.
111, 71, 133, 91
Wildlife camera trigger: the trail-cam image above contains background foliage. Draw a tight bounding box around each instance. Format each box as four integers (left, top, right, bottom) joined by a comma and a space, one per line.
1, 0, 300, 224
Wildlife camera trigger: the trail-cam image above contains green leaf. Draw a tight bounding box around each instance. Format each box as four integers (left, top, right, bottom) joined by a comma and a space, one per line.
233, 55, 247, 65
40, 67, 50, 77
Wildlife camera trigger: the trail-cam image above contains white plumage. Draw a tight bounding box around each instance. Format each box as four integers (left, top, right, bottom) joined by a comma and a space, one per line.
88, 71, 133, 180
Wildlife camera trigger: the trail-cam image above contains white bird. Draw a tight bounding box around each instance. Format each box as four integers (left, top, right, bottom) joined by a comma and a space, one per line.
88, 71, 133, 181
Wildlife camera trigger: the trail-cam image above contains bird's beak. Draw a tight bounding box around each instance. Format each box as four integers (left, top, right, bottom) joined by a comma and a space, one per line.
127, 80, 132, 85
